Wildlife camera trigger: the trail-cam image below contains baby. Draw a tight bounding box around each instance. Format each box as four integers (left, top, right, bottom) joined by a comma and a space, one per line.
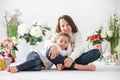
48, 32, 72, 70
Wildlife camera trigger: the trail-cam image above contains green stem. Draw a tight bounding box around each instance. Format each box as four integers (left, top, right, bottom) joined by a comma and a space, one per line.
11, 49, 16, 58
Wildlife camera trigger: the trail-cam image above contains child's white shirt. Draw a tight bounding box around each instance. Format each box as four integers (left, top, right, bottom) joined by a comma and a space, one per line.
53, 43, 72, 57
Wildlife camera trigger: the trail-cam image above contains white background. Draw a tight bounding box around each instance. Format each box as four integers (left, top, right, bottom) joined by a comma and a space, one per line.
0, 1, 120, 80
0, 0, 120, 59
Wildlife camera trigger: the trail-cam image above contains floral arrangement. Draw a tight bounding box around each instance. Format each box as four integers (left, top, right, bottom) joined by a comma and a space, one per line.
86, 27, 105, 61
18, 21, 51, 45
0, 37, 18, 63
107, 11, 119, 55
87, 10, 120, 62
3, 9, 22, 38
99, 11, 119, 62
87, 28, 103, 46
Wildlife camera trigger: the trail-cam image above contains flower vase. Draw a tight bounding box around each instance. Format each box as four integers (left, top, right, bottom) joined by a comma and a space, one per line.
115, 54, 120, 65
94, 44, 102, 51
110, 41, 118, 55
109, 15, 119, 62
110, 41, 118, 62
4, 57, 11, 68
94, 44, 104, 61
94, 44, 111, 64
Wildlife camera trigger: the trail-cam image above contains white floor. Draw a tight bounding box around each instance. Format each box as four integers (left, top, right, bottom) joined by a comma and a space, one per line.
0, 61, 120, 80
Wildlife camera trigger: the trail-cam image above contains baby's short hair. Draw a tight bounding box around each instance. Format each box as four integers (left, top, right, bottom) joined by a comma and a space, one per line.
56, 32, 70, 42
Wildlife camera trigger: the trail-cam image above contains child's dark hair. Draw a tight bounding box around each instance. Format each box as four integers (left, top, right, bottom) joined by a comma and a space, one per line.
56, 15, 78, 33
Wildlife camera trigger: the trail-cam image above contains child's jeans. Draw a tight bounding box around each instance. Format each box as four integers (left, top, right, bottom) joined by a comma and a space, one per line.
46, 48, 100, 69
16, 51, 42, 71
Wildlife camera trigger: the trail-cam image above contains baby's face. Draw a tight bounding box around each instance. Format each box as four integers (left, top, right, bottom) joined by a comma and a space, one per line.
56, 36, 69, 50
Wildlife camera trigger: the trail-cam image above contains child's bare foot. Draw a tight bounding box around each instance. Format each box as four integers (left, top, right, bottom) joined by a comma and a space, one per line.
74, 63, 96, 71
7, 66, 19, 73
56, 64, 64, 71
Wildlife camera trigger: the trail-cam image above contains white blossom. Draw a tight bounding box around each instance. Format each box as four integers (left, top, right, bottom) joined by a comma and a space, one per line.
18, 20, 50, 45
11, 37, 19, 45
107, 30, 113, 38
18, 24, 30, 36
30, 26, 42, 38
100, 30, 107, 38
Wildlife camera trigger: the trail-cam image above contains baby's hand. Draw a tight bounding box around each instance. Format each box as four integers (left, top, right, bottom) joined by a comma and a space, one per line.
56, 64, 64, 71
49, 46, 58, 59
64, 57, 73, 68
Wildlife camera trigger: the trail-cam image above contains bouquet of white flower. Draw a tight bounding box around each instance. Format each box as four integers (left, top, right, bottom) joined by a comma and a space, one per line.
97, 10, 120, 62
18, 21, 51, 45
100, 11, 120, 55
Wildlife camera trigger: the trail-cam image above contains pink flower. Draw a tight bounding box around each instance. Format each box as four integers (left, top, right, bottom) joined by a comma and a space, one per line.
8, 42, 13, 49
12, 15, 19, 25
0, 37, 18, 63
3, 37, 9, 45
4, 48, 10, 54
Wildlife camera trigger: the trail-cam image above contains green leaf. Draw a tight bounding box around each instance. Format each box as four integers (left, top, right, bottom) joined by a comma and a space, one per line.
43, 26, 51, 31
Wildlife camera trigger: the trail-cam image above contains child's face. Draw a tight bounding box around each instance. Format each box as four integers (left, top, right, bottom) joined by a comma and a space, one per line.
59, 19, 72, 34
56, 35, 70, 50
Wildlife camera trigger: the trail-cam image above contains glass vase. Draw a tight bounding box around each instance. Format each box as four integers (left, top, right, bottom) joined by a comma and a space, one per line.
4, 57, 11, 68
110, 41, 119, 62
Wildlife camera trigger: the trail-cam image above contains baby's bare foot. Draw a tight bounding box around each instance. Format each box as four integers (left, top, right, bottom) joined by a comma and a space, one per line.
56, 64, 64, 71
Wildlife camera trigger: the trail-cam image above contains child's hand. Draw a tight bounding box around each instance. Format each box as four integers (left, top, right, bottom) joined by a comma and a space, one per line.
64, 57, 73, 68
49, 45, 58, 59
